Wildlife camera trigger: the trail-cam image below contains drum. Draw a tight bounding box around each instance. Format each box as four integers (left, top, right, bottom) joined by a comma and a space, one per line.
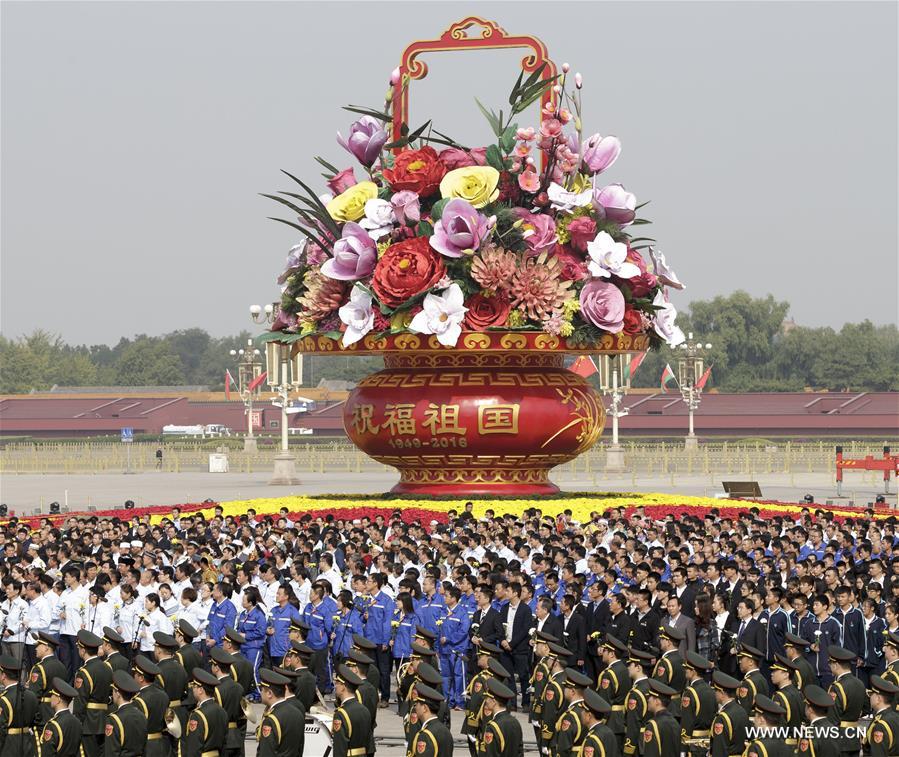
304, 713, 333, 757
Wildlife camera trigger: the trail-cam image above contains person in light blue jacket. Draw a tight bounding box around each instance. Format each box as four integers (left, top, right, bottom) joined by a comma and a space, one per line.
236, 586, 266, 701
332, 590, 363, 663
391, 593, 420, 669
363, 573, 395, 705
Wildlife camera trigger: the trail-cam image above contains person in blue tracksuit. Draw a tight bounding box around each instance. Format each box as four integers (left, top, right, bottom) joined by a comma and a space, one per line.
439, 586, 470, 709
391, 593, 420, 671
302, 583, 334, 693
861, 597, 887, 685
833, 587, 865, 667
364, 573, 395, 704
810, 593, 842, 687
332, 590, 363, 663
267, 585, 302, 666
237, 586, 267, 701
418, 575, 446, 636
205, 581, 237, 650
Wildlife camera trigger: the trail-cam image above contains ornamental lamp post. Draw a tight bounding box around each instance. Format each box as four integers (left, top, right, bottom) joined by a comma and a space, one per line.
599, 354, 631, 472
251, 303, 302, 485
677, 333, 712, 450
229, 339, 263, 452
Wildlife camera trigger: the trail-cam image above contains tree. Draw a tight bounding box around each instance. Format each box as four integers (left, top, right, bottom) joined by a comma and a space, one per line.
114, 338, 184, 386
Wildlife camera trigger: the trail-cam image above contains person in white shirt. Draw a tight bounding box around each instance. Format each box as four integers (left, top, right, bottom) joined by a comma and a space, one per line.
139, 593, 173, 654
22, 581, 51, 670
135, 571, 158, 600
39, 576, 61, 638
289, 568, 311, 610
259, 565, 281, 611
57, 568, 88, 679
176, 587, 203, 632
158, 584, 179, 618
1, 580, 28, 660
317, 554, 343, 594
84, 587, 114, 636
193, 583, 214, 644
115, 584, 142, 652
171, 564, 193, 602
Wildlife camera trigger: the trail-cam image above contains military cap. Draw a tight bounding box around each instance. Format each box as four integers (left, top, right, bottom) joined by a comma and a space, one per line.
563, 668, 593, 688
209, 648, 236, 668
102, 627, 125, 645
753, 694, 785, 716
712, 671, 742, 692
683, 651, 713, 671
603, 635, 629, 654
771, 653, 796, 673
412, 683, 445, 706
76, 630, 103, 649
259, 669, 291, 689
50, 677, 78, 699
886, 633, 899, 650
352, 634, 377, 651
647, 679, 677, 698
534, 630, 559, 644
0, 655, 21, 674
584, 688, 611, 716
414, 625, 437, 642
484, 677, 516, 702
191, 668, 220, 688
486, 658, 510, 679
34, 631, 59, 648
410, 642, 437, 659
111, 670, 140, 695
273, 666, 299, 679
828, 645, 856, 663
225, 628, 246, 645
785, 632, 811, 649
547, 642, 572, 660
335, 664, 363, 688
478, 641, 502, 656
737, 643, 764, 660
804, 685, 834, 709
153, 632, 179, 650
290, 619, 310, 633
289, 640, 313, 658
659, 624, 686, 642
133, 655, 161, 678
177, 620, 198, 639
415, 662, 442, 686
871, 675, 899, 696
346, 649, 374, 667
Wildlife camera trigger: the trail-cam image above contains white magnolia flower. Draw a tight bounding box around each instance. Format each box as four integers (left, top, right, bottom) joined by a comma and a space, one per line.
409, 283, 468, 347
359, 198, 396, 240
338, 285, 375, 347
650, 247, 686, 290
586, 231, 641, 279
547, 182, 593, 213
652, 289, 685, 347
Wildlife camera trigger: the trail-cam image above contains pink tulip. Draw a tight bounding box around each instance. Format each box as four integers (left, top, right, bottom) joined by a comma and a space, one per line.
581, 134, 621, 175
326, 168, 358, 196
594, 183, 637, 225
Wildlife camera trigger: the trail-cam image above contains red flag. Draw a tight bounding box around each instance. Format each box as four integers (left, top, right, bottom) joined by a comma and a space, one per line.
696, 365, 713, 390
246, 371, 268, 392
660, 363, 677, 392
622, 352, 647, 382
570, 355, 598, 378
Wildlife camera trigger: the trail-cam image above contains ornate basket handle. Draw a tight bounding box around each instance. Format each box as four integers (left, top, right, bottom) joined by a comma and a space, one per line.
390, 17, 557, 159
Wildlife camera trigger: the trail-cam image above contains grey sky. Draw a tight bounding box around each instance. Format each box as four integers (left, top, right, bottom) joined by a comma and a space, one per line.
2, 1, 897, 346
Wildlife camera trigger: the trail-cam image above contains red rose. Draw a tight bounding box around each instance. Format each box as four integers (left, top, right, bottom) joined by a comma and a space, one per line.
621, 248, 658, 297
438, 148, 477, 171
622, 306, 644, 334
382, 146, 446, 197
553, 244, 589, 281
372, 236, 446, 308
463, 292, 512, 331
567, 217, 598, 253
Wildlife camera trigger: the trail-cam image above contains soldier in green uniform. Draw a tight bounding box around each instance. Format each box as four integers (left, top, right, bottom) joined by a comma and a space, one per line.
554, 668, 591, 757
256, 669, 304, 757
462, 641, 502, 757
408, 661, 451, 751
175, 622, 204, 681
680, 651, 716, 757
771, 654, 804, 748
272, 666, 305, 716
745, 695, 791, 757
599, 635, 633, 754
210, 648, 246, 757
581, 688, 618, 757
401, 643, 439, 719
866, 676, 899, 757
639, 679, 680, 757
409, 683, 453, 757
653, 626, 686, 719
154, 632, 189, 738
332, 664, 372, 757
224, 629, 256, 697
28, 632, 67, 727
528, 631, 557, 747
786, 633, 817, 691
624, 648, 655, 757
346, 649, 378, 757
710, 670, 749, 757
479, 678, 522, 757
800, 685, 840, 757
73, 630, 113, 757
352, 635, 382, 693
100, 628, 130, 674
131, 655, 171, 757
539, 643, 569, 757
103, 670, 148, 757
882, 634, 899, 693
283, 641, 318, 710
179, 668, 228, 757
39, 677, 82, 757
0, 654, 39, 756
827, 646, 865, 757
736, 644, 769, 715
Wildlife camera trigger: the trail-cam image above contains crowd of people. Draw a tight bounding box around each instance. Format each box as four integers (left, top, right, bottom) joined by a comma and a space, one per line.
0, 500, 896, 757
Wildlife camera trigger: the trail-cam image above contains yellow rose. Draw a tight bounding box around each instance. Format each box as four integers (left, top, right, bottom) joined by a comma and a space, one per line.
439, 166, 500, 208
326, 181, 378, 222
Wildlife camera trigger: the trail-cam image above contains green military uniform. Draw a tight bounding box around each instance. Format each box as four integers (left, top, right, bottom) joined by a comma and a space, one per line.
462, 669, 495, 752
639, 709, 680, 757
737, 670, 769, 715
179, 697, 228, 757
680, 678, 716, 757
332, 696, 372, 757
292, 667, 318, 710
799, 718, 840, 757
583, 721, 619, 757
883, 660, 899, 690
176, 645, 203, 680
773, 683, 804, 746
29, 655, 68, 727
103, 653, 130, 675
103, 701, 147, 757
710, 700, 749, 757
411, 717, 453, 757
866, 707, 899, 757
133, 684, 171, 757
398, 666, 415, 719
624, 678, 651, 757
405, 665, 448, 755
790, 655, 817, 691
256, 699, 304, 757
746, 738, 796, 757
214, 674, 246, 757
157, 657, 189, 736
528, 657, 551, 744
0, 682, 39, 757
479, 710, 523, 757
539, 670, 566, 755
355, 679, 378, 757
230, 655, 255, 698
74, 655, 113, 757
653, 652, 686, 706
600, 659, 632, 752
280, 692, 306, 757
39, 708, 83, 757
829, 670, 865, 757
553, 699, 587, 757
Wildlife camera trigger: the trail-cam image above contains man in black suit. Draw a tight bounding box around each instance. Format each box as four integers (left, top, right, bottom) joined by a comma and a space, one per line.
733, 598, 763, 650
723, 562, 746, 617
606, 593, 634, 647
468, 583, 503, 679
533, 596, 563, 641
671, 568, 698, 619
631, 589, 661, 652
560, 594, 587, 670
585, 581, 610, 681
499, 581, 534, 709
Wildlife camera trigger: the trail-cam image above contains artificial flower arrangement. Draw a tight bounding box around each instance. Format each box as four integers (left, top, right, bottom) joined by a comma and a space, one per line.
265, 64, 686, 349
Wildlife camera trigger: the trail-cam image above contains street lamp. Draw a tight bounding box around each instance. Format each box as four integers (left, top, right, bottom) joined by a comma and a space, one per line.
598, 354, 632, 472
228, 339, 263, 452
250, 303, 302, 485
677, 332, 712, 450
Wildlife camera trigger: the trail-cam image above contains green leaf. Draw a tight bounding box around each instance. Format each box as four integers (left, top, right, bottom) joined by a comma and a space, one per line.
315, 156, 340, 175
501, 124, 518, 154
406, 120, 432, 144
342, 105, 391, 123
430, 198, 450, 222
631, 218, 652, 225
474, 98, 501, 137
628, 236, 657, 243
416, 220, 434, 237
266, 217, 332, 251
485, 144, 506, 172
431, 129, 469, 151
383, 137, 409, 149
279, 170, 341, 236
635, 200, 651, 210
509, 69, 525, 106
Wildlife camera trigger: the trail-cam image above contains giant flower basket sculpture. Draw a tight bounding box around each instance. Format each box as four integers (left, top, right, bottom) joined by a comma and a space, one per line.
260, 18, 686, 495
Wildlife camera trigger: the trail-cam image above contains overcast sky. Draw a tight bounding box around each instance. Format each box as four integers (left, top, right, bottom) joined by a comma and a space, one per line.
2, 1, 896, 346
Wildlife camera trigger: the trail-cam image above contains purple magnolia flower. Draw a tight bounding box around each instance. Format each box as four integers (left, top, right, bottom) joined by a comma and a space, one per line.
594, 184, 637, 226
579, 279, 626, 333
429, 199, 491, 258
514, 209, 557, 255
320, 222, 376, 281
337, 116, 388, 167
581, 134, 621, 174
391, 190, 421, 225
